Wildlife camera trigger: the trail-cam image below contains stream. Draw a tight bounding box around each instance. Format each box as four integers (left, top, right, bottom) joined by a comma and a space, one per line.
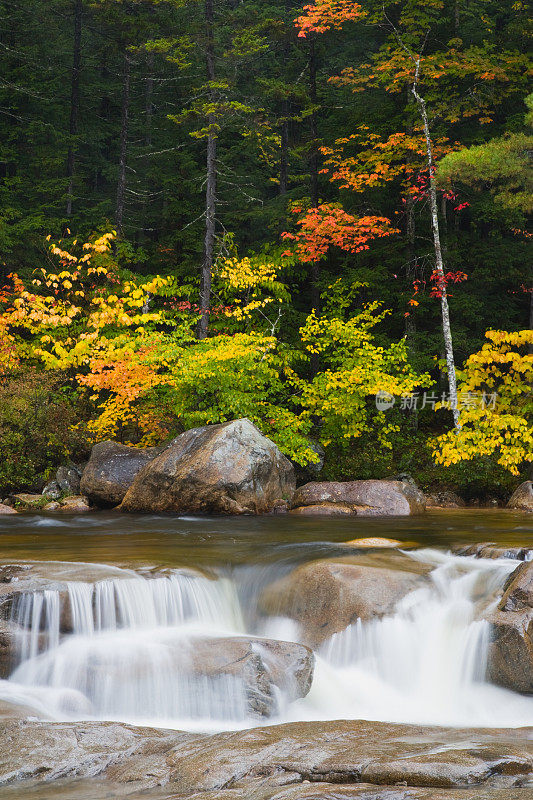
0, 510, 531, 733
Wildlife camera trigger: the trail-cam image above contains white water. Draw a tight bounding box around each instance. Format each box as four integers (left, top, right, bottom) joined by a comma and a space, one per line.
1, 550, 532, 731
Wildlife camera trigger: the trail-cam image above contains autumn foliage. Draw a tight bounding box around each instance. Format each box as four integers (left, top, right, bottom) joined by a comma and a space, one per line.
434, 330, 533, 474
282, 203, 398, 262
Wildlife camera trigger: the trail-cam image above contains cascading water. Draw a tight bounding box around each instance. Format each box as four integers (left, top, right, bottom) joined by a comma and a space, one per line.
301, 550, 533, 728
1, 550, 532, 731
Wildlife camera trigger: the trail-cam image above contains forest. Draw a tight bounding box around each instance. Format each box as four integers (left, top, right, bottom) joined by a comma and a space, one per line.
0, 0, 531, 501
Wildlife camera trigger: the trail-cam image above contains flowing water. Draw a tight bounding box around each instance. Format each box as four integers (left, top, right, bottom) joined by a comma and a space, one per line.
0, 510, 531, 732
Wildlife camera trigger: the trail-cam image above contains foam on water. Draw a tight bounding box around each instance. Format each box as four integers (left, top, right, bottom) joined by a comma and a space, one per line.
1, 550, 532, 731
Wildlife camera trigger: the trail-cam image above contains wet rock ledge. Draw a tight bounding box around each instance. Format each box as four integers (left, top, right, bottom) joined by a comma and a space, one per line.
0, 716, 530, 799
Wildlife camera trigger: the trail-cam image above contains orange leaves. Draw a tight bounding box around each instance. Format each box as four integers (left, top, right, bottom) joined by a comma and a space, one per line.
295, 0, 365, 37
282, 203, 399, 263
318, 128, 457, 195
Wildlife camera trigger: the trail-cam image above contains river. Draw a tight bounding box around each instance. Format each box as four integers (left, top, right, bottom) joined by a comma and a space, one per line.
0, 509, 531, 737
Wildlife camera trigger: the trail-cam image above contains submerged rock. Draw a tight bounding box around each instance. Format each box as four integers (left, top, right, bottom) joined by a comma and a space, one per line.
340, 537, 406, 548
507, 480, 533, 512
80, 440, 162, 508
289, 502, 357, 516
487, 560, 533, 694
119, 418, 296, 515
291, 480, 426, 516
260, 551, 430, 647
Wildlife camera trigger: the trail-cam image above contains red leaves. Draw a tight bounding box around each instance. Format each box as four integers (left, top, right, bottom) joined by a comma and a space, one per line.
406, 271, 468, 311
282, 203, 399, 263
429, 270, 468, 298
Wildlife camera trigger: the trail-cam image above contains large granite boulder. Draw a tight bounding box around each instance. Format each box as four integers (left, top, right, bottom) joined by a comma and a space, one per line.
507, 480, 533, 512
290, 480, 426, 516
260, 551, 430, 648
183, 636, 314, 716
119, 419, 296, 515
80, 441, 162, 507
487, 560, 533, 694
0, 504, 16, 515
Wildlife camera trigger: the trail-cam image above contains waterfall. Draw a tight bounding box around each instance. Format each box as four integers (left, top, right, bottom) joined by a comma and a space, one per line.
10, 570, 243, 658
1, 551, 532, 731
299, 550, 533, 728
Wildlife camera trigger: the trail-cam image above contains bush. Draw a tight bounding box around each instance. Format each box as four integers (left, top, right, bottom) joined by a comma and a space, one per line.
0, 370, 88, 496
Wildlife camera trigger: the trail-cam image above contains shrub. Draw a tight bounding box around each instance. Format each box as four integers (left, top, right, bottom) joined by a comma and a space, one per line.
0, 370, 88, 496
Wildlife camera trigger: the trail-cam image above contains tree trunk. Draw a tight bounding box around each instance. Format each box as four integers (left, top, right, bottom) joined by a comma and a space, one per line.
66, 0, 82, 217
145, 51, 154, 149
142, 51, 155, 241
115, 52, 131, 236
280, 101, 289, 195
279, 0, 290, 195
197, 0, 217, 340
412, 75, 460, 429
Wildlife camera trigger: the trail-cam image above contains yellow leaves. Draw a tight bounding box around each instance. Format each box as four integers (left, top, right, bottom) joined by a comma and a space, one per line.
433, 329, 533, 473
220, 256, 279, 290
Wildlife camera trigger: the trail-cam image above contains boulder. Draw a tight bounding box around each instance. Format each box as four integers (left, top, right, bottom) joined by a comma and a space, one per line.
426, 490, 466, 509
57, 495, 92, 513
507, 480, 533, 512
11, 494, 45, 509
119, 418, 296, 515
181, 636, 314, 716
0, 504, 16, 515
80, 440, 162, 507
487, 560, 533, 693
260, 551, 430, 648
56, 465, 82, 494
452, 542, 533, 561
41, 480, 61, 498
91, 634, 313, 718
291, 480, 426, 517
0, 620, 17, 677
